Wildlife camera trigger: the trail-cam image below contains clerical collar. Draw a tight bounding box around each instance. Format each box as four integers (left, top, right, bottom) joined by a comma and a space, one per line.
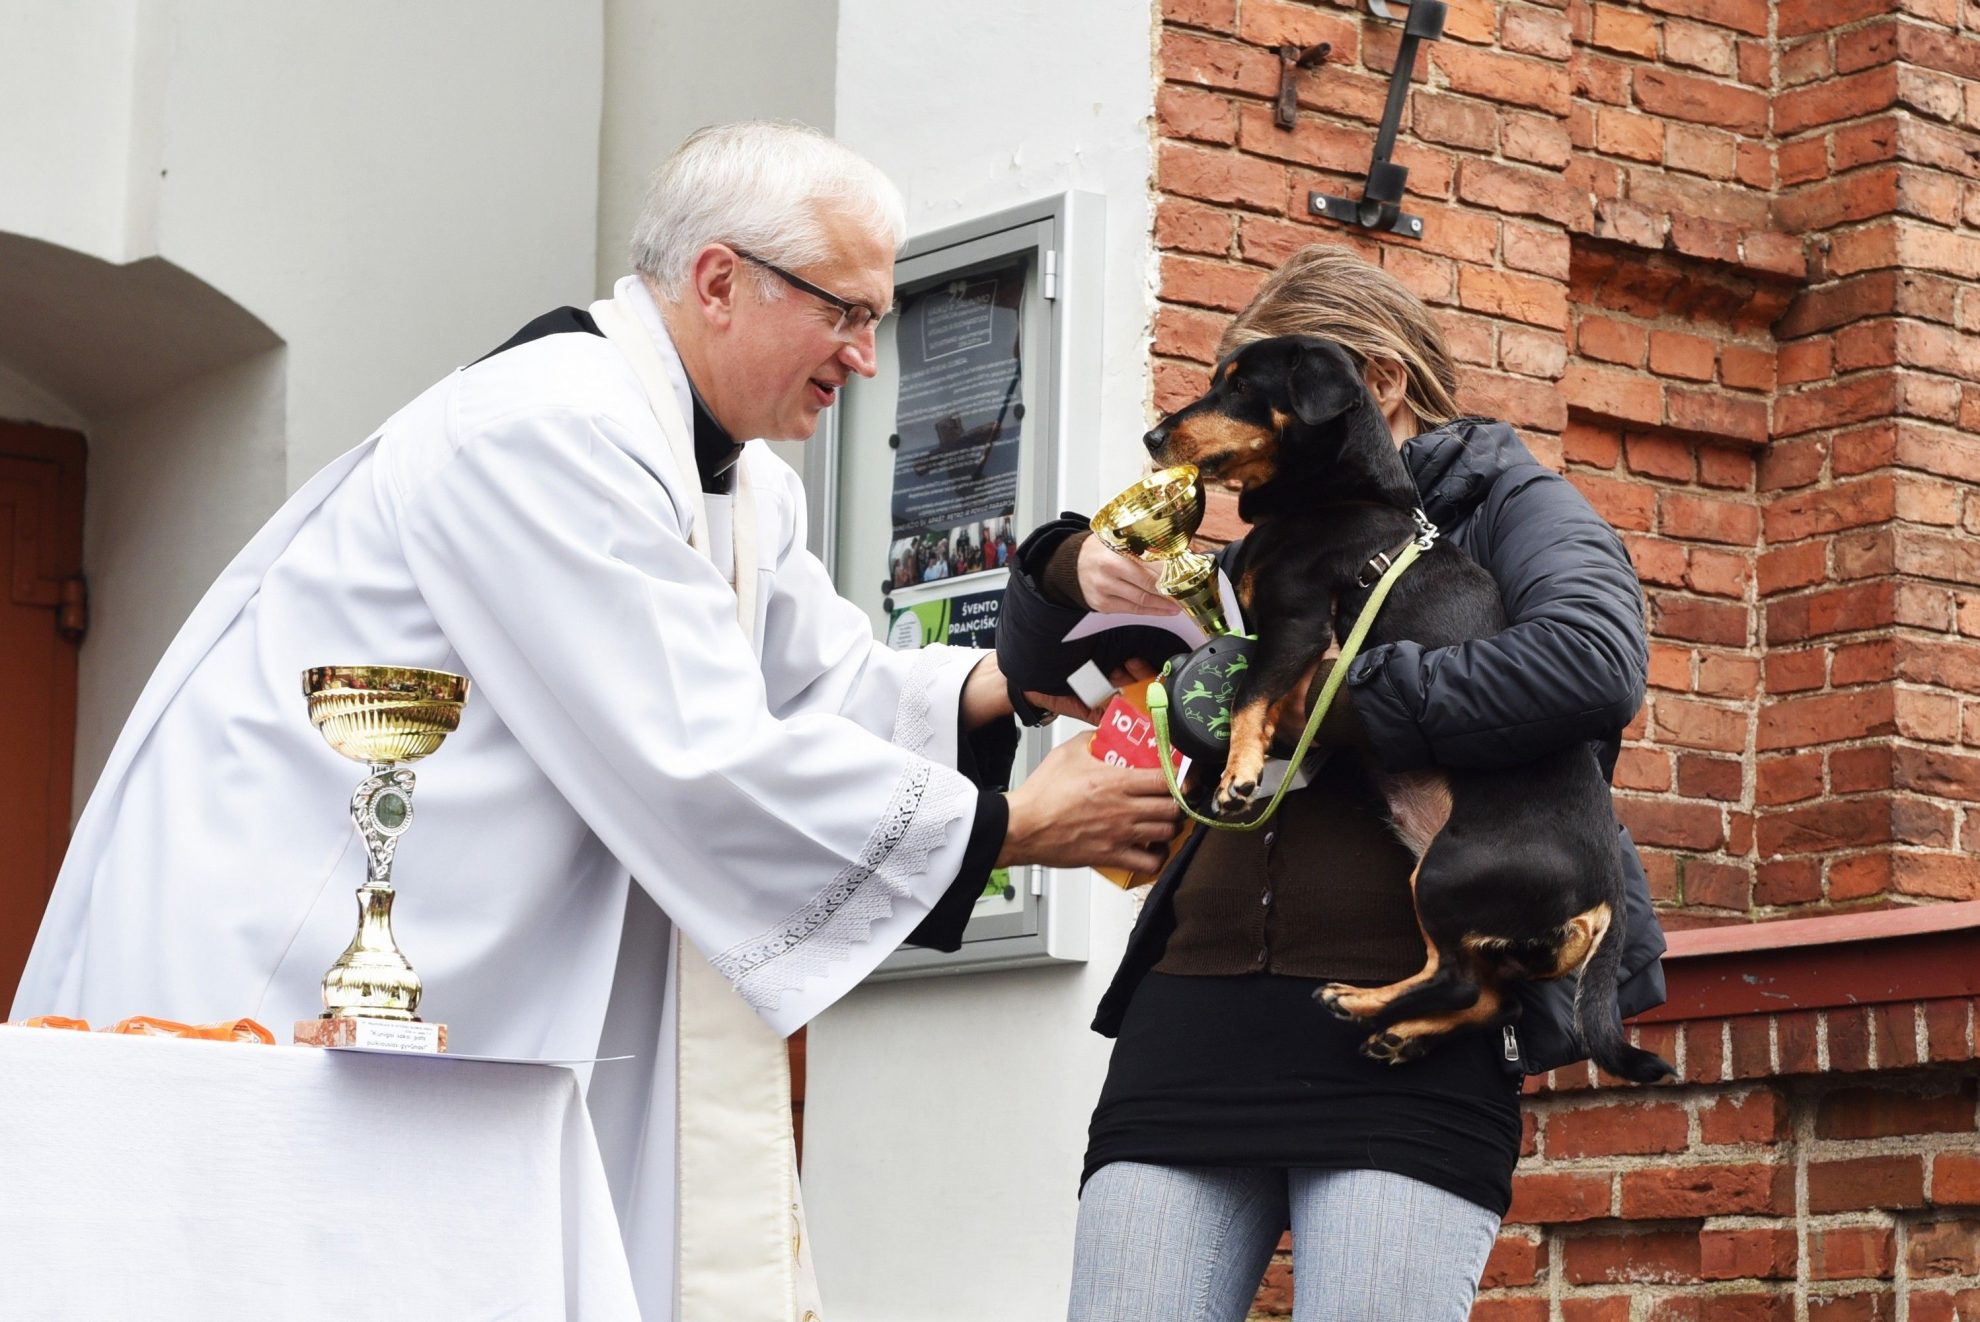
687, 382, 744, 495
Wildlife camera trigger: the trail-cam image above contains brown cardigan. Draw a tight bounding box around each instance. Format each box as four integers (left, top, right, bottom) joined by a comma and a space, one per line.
1045, 533, 1426, 983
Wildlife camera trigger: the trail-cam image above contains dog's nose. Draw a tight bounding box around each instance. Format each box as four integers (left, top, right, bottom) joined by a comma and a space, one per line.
1143, 424, 1168, 455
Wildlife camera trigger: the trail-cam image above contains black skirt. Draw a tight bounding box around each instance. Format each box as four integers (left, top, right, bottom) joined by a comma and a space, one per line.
1084, 972, 1525, 1216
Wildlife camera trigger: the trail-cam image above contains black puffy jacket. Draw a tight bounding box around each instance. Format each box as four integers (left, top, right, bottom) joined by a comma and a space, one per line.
998, 417, 1668, 1076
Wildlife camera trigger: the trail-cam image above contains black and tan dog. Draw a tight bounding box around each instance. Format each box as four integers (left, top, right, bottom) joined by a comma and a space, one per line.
1144, 334, 1672, 1082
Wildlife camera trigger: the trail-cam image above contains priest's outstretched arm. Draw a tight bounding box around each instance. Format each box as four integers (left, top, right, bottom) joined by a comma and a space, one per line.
400, 414, 1175, 1034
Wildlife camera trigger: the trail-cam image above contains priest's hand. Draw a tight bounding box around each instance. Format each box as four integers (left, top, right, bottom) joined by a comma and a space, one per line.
997, 735, 1181, 874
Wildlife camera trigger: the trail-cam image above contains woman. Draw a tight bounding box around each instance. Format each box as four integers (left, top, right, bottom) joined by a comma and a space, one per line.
997, 246, 1666, 1322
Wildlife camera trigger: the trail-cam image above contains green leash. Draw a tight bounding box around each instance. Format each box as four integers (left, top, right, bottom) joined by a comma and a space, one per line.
1147, 531, 1430, 831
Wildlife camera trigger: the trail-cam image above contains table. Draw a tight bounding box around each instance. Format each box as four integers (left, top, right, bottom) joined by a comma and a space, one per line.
0, 1026, 640, 1321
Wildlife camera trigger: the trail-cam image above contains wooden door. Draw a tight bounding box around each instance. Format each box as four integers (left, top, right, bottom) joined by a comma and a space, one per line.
0, 421, 86, 1008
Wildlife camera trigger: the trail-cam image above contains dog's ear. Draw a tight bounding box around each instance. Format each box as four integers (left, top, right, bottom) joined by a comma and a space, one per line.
1288, 341, 1362, 426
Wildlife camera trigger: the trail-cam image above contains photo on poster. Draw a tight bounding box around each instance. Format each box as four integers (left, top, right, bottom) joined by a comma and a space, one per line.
885, 515, 1017, 590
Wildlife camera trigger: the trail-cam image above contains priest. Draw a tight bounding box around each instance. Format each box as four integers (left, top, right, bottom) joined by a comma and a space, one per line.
11, 121, 1179, 1320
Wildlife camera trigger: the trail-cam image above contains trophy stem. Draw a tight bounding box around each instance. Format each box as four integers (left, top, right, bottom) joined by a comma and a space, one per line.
320, 761, 424, 1021
1159, 550, 1229, 637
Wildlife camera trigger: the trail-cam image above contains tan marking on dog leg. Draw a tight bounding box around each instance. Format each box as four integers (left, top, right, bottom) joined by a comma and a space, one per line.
1319, 862, 1436, 1020
1372, 770, 1453, 859
1551, 902, 1612, 979
1366, 979, 1506, 1064
1215, 698, 1272, 811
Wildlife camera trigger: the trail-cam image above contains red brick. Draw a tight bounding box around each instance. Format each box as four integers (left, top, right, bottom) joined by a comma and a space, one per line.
1470, 1300, 1548, 1322
1663, 492, 1760, 546
1156, 84, 1237, 146
1923, 1000, 1973, 1062
1161, 0, 1236, 31
1756, 751, 1823, 805
1562, 1300, 1632, 1322
1459, 158, 1592, 228
1161, 30, 1279, 98
1458, 265, 1570, 330
1678, 754, 1744, 801
1159, 254, 1267, 312
1157, 142, 1287, 212
1620, 1162, 1793, 1218
1564, 1228, 1702, 1285
1590, 5, 1658, 58
1702, 1088, 1791, 1145
1432, 45, 1572, 117
1616, 796, 1726, 850
1481, 1233, 1543, 1289
1934, 1151, 1980, 1204
1635, 67, 1769, 135
1776, 1009, 1822, 1071
1579, 316, 1650, 367
1650, 331, 1718, 383
1808, 1289, 1897, 1322
1776, 67, 1901, 137
1155, 197, 1234, 256
1507, 1172, 1612, 1224
1817, 1080, 1978, 1139
1651, 594, 1748, 648
1545, 1099, 1691, 1158
1701, 1226, 1799, 1281
1646, 0, 1768, 37
1870, 1004, 1921, 1069
1806, 1156, 1926, 1214
1909, 1218, 1980, 1278
1571, 472, 1658, 529
1756, 799, 1895, 856
1809, 1225, 1898, 1281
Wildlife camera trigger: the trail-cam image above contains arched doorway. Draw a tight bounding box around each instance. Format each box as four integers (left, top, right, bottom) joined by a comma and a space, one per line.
0, 232, 283, 1008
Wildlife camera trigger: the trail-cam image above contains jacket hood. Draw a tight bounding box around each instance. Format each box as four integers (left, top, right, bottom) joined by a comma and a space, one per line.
1400, 416, 1543, 528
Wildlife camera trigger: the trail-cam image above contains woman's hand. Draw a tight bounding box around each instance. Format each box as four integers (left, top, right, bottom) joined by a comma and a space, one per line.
998, 735, 1181, 874
1077, 535, 1181, 616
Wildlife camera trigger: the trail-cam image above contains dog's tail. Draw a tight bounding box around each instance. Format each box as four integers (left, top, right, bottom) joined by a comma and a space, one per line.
1574, 838, 1676, 1085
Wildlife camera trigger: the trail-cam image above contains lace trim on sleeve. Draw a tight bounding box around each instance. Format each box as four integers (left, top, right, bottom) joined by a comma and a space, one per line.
891, 644, 951, 757
709, 760, 977, 1013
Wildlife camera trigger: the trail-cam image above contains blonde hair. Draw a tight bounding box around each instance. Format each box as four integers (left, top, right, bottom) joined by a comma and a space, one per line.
1220, 245, 1463, 428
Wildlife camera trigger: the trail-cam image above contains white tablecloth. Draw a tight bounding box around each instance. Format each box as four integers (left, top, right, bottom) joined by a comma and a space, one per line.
0, 1026, 640, 1321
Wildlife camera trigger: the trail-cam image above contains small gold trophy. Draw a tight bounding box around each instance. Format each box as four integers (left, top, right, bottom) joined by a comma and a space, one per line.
292, 665, 469, 1054
1089, 464, 1229, 636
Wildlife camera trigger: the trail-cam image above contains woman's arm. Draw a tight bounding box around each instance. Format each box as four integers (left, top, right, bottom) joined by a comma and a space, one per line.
1343, 469, 1649, 773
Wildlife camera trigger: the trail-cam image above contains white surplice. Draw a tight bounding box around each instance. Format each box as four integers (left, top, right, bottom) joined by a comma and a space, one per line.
13, 276, 986, 1320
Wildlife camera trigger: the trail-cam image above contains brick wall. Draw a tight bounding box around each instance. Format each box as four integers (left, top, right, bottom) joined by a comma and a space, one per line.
1148, 0, 1980, 1316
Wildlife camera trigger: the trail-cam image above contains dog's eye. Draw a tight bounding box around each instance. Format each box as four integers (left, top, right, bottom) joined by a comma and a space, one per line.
1229, 376, 1250, 396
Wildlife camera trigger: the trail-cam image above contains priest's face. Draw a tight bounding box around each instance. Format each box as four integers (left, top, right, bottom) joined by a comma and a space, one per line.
725, 207, 895, 441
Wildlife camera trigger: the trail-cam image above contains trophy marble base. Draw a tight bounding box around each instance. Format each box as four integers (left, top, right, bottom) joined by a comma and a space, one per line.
294, 1017, 448, 1054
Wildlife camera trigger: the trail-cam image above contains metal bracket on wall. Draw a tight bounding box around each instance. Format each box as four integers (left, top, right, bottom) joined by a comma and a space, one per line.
1306, 0, 1447, 240
1274, 41, 1332, 129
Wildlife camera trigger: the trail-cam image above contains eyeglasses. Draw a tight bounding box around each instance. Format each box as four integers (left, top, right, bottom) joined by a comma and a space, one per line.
732, 248, 889, 343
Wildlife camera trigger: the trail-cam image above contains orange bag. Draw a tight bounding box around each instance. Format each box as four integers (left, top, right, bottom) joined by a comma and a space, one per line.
16, 1015, 92, 1031
105, 1016, 275, 1044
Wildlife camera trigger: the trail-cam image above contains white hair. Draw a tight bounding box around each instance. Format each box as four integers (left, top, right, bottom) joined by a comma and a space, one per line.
630, 120, 907, 302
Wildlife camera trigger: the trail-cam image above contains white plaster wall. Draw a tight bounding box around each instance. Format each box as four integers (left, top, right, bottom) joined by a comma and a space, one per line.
143, 2, 606, 485
0, 0, 143, 263
595, 0, 838, 298
0, 3, 603, 800
74, 349, 287, 796
0, 360, 86, 433
803, 4, 1158, 1318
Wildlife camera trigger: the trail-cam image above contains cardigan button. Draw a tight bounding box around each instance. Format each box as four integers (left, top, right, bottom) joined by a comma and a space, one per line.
1260, 889, 1273, 907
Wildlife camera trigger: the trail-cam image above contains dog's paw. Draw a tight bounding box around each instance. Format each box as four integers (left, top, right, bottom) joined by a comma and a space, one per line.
1213, 778, 1258, 816
1359, 1031, 1428, 1066
1314, 984, 1364, 1021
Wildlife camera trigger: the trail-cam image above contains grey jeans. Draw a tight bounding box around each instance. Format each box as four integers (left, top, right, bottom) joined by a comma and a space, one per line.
1067, 1163, 1499, 1322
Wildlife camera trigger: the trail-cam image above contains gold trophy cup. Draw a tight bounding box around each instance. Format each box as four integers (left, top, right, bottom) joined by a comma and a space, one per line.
1089, 464, 1229, 636
292, 665, 469, 1054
